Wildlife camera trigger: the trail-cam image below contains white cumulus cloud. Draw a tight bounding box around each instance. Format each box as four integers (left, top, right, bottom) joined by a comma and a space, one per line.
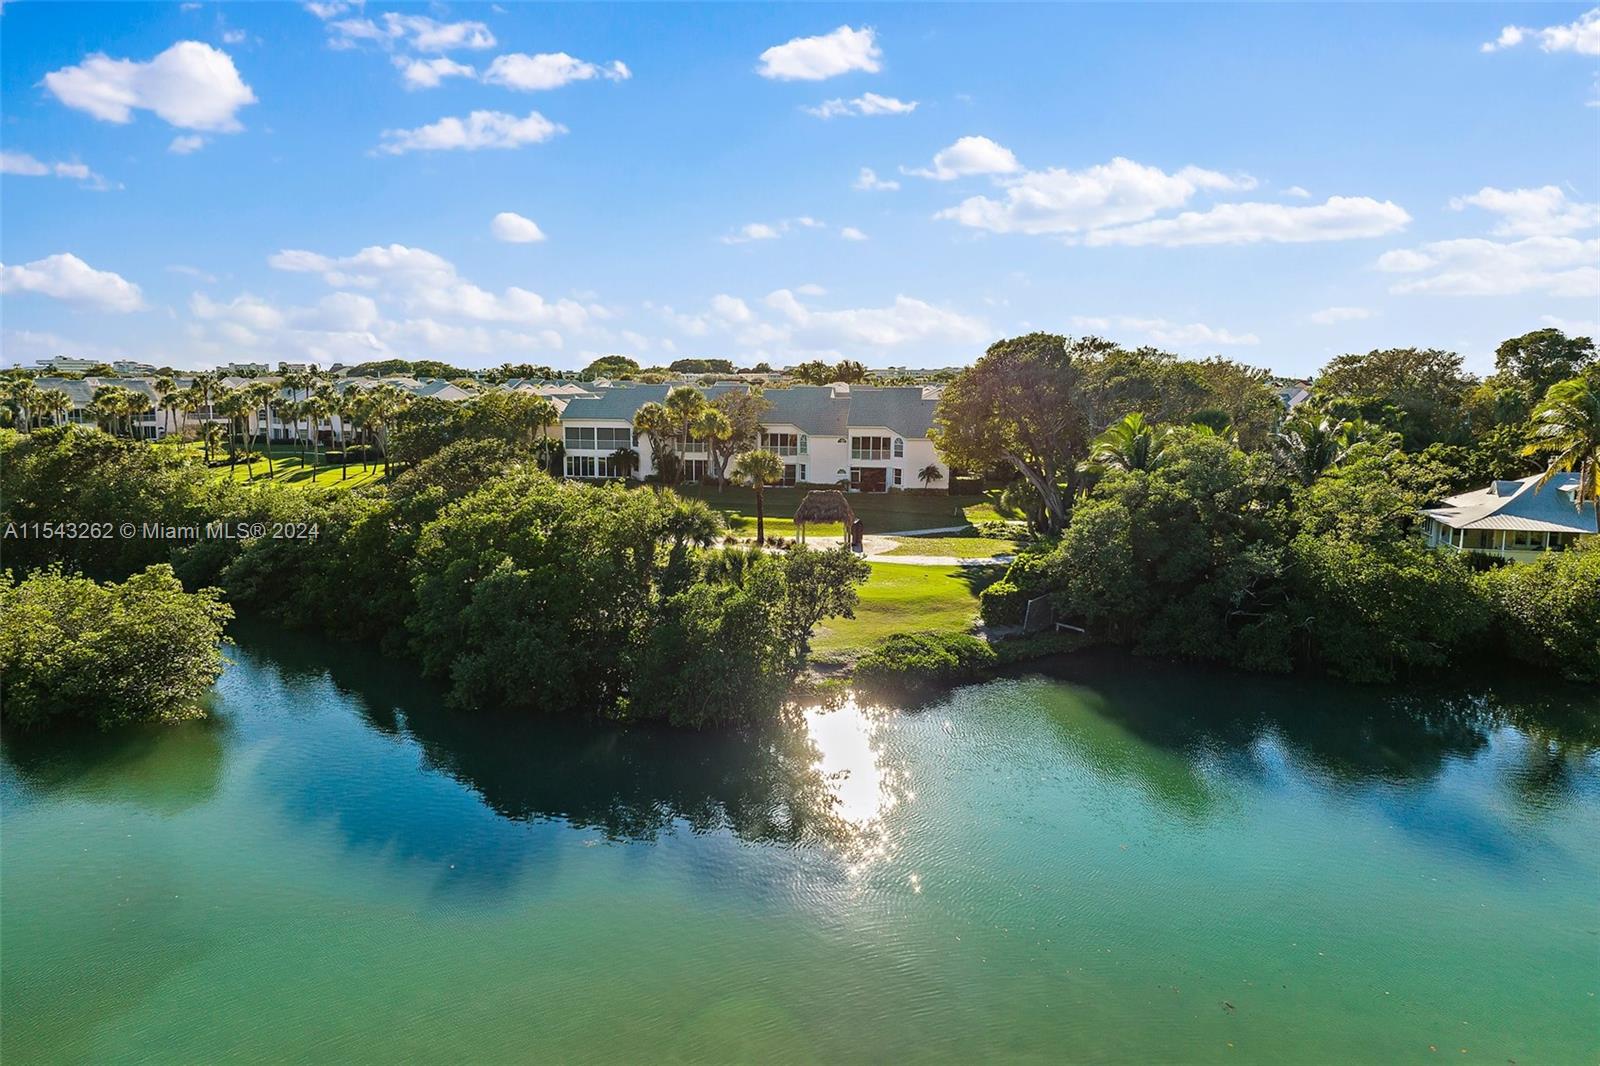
840, 226, 868, 241
1, 151, 107, 186
1376, 235, 1600, 297
937, 157, 1255, 235
329, 13, 495, 53
1448, 185, 1600, 237
758, 25, 881, 81
482, 52, 630, 90
907, 135, 1020, 181
805, 92, 917, 118
491, 211, 547, 243
1482, 7, 1600, 54
1309, 306, 1374, 325
854, 166, 899, 191
763, 288, 986, 348
394, 56, 476, 89
1, 253, 145, 312
377, 109, 566, 154
269, 242, 591, 328
1083, 196, 1410, 247
169, 134, 206, 154
43, 41, 257, 132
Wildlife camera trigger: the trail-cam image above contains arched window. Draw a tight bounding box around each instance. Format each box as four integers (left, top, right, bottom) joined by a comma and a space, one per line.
893, 437, 904, 458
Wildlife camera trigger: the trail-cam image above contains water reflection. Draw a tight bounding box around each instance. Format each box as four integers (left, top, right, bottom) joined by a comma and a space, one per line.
5, 627, 1595, 863
2, 715, 227, 814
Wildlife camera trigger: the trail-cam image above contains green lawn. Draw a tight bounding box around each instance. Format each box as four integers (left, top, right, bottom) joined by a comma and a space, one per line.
178, 443, 388, 489
674, 484, 988, 538
221, 455, 387, 489
810, 561, 1003, 662
880, 535, 1018, 558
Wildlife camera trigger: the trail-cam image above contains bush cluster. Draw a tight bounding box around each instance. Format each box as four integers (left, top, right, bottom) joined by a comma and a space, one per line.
0, 564, 233, 730
854, 632, 998, 696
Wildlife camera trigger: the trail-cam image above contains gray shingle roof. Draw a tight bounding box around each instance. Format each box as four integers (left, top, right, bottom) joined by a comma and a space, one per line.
842, 386, 937, 438
1424, 472, 1596, 535
761, 385, 849, 437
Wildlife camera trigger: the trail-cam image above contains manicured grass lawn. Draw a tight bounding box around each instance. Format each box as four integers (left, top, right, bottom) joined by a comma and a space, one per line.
880, 535, 1018, 558
221, 455, 387, 489
179, 443, 388, 489
810, 561, 1003, 662
675, 484, 987, 538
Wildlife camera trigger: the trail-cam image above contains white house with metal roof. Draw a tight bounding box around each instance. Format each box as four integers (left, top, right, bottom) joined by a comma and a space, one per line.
1422, 472, 1596, 561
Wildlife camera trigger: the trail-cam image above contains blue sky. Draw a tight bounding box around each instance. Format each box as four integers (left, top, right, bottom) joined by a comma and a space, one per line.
2, 2, 1597, 375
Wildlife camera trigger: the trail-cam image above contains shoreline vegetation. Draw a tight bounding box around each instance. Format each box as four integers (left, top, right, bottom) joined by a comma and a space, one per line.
2, 327, 1597, 731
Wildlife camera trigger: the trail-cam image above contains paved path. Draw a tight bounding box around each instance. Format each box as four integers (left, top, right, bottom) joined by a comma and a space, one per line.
877, 524, 972, 537
869, 554, 1015, 567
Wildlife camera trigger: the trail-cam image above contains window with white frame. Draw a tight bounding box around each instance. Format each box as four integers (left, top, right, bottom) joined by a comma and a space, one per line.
595, 426, 634, 451
893, 467, 903, 486
761, 431, 800, 456
565, 454, 597, 478
564, 426, 596, 450
851, 435, 891, 460
893, 437, 904, 458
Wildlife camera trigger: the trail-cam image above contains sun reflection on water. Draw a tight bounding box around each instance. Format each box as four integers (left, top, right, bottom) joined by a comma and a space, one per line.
802, 698, 903, 873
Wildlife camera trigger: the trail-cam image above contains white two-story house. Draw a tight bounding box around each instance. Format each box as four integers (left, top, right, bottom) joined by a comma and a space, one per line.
554, 382, 948, 491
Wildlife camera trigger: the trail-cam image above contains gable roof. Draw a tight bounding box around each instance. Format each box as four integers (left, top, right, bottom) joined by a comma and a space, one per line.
761, 385, 849, 437
843, 385, 936, 438
1424, 472, 1596, 535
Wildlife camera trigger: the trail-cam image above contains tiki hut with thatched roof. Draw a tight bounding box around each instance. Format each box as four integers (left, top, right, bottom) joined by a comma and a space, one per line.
794, 490, 856, 544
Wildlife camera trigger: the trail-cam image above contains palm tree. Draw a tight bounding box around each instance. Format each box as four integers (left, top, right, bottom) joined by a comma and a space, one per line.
89, 386, 124, 435
1274, 410, 1354, 485
1527, 372, 1600, 533
664, 385, 707, 484
6, 379, 40, 433
215, 389, 250, 475
1091, 412, 1166, 472
731, 448, 785, 543
247, 381, 278, 477
695, 407, 733, 489
302, 393, 330, 472
153, 376, 177, 435
918, 463, 943, 490
202, 421, 226, 463
179, 385, 204, 449
632, 401, 675, 482
36, 388, 72, 428
608, 447, 640, 481
126, 390, 152, 439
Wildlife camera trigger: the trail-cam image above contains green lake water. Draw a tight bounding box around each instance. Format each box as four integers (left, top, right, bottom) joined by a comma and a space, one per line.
3, 626, 1597, 1063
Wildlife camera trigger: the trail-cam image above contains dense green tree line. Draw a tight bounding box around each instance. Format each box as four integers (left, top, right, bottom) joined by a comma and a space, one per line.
956, 330, 1599, 683
2, 427, 870, 727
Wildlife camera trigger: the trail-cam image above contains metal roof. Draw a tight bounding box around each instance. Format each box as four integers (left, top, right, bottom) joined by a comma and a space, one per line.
1423, 472, 1595, 535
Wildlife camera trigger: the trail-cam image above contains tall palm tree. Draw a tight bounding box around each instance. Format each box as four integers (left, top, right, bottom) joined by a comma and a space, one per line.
664, 385, 708, 485
36, 388, 72, 428
153, 376, 177, 435
215, 389, 250, 475
732, 448, 785, 543
1091, 412, 1166, 472
694, 406, 733, 489
632, 401, 675, 482
1527, 371, 1600, 533
246, 381, 277, 477
918, 463, 943, 490
302, 393, 330, 472
179, 385, 204, 448
89, 385, 124, 435
125, 390, 153, 439
7, 379, 40, 433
